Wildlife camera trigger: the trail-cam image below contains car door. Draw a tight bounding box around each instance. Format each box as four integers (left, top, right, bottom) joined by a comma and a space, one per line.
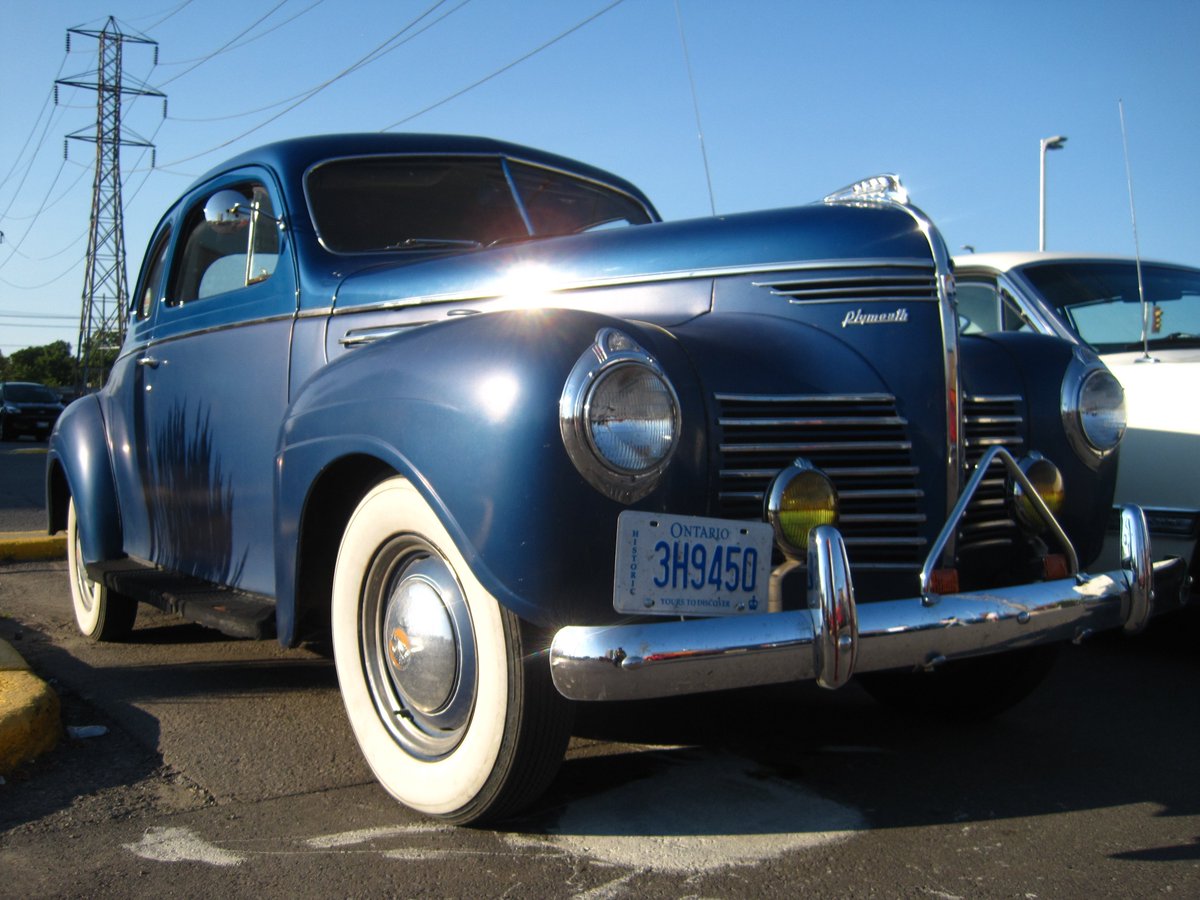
139, 169, 297, 595
104, 222, 172, 563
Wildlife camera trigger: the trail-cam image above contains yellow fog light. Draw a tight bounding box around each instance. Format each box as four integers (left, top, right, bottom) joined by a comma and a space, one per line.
766, 459, 839, 559
1011, 454, 1065, 533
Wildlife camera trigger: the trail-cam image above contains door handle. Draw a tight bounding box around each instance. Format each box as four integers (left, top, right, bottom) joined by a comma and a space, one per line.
137, 356, 160, 369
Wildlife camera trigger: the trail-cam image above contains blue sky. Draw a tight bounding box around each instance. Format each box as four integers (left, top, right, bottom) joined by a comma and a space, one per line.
2, 0, 1197, 353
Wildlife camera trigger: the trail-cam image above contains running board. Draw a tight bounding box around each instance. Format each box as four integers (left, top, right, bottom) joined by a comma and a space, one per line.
93, 558, 276, 640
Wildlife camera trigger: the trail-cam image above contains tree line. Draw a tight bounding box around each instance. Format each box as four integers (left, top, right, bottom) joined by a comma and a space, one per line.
0, 334, 118, 390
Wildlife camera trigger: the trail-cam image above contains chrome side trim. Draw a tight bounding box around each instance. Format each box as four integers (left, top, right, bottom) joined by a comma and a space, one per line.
338, 322, 432, 347
549, 505, 1171, 702
326, 258, 938, 315
145, 311, 298, 346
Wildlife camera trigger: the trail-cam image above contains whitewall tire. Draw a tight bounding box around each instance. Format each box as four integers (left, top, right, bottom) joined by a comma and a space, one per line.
331, 477, 571, 824
67, 498, 137, 641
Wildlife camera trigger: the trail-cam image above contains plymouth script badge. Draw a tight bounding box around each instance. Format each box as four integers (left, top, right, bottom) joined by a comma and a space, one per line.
613, 511, 773, 616
841, 307, 909, 327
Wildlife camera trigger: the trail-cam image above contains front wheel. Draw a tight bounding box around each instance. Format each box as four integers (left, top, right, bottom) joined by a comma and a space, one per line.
332, 477, 572, 824
67, 498, 137, 641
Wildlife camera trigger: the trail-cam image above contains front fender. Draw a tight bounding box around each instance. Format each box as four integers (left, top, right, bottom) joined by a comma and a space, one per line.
276, 308, 704, 641
46, 394, 123, 565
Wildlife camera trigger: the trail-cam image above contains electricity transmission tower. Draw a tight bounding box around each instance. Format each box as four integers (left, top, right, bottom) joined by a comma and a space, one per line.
57, 16, 163, 388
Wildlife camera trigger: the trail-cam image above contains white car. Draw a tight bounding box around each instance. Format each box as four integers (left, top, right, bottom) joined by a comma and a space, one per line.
953, 251, 1198, 605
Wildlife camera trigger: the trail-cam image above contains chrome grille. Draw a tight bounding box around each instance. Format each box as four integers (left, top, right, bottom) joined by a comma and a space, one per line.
754, 270, 938, 305
959, 395, 1026, 553
715, 393, 925, 569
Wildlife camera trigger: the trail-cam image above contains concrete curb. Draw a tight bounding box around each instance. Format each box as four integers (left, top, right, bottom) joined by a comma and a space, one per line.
0, 531, 66, 563
0, 639, 61, 775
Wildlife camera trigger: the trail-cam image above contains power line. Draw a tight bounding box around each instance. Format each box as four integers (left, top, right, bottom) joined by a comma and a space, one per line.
156, 0, 291, 86
157, 0, 326, 73
155, 0, 471, 169
381, 0, 627, 130
133, 0, 198, 32
0, 310, 79, 319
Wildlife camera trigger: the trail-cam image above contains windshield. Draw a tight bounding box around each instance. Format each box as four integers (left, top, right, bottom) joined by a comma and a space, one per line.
305, 155, 652, 254
1022, 261, 1200, 352
4, 383, 59, 403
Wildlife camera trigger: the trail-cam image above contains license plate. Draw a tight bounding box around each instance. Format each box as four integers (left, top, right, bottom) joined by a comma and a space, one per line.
613, 511, 773, 616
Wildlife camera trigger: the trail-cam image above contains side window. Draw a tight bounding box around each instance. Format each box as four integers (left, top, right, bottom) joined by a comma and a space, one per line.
956, 281, 1001, 333
1000, 290, 1030, 331
137, 228, 172, 321
168, 182, 279, 304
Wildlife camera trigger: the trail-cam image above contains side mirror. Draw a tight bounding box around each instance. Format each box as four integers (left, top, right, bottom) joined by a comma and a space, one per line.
203, 190, 252, 226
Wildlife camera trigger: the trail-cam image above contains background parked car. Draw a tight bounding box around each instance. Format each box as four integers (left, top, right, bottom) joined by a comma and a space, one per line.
954, 251, 1199, 604
0, 381, 65, 441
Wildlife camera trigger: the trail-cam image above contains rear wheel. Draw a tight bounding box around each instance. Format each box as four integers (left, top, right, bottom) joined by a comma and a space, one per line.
331, 477, 572, 824
67, 498, 137, 641
858, 644, 1059, 721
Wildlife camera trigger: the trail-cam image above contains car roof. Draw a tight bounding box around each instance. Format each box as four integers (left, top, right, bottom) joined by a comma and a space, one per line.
188, 132, 657, 217
953, 250, 1197, 273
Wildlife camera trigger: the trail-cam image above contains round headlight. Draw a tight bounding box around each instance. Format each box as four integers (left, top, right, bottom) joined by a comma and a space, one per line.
766, 459, 839, 559
1077, 368, 1126, 452
560, 329, 681, 503
586, 364, 677, 473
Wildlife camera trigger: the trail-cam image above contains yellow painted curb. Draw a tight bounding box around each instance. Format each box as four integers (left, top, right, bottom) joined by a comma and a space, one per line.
0, 532, 66, 563
0, 640, 61, 774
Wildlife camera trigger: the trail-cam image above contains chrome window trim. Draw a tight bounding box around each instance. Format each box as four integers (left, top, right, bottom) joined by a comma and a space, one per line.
499, 157, 535, 237
995, 271, 1074, 340
957, 268, 1074, 341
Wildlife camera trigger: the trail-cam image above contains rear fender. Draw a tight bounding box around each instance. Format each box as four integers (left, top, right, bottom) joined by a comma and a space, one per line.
45, 394, 123, 565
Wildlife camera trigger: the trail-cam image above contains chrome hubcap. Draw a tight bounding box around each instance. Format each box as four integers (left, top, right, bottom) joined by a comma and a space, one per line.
361, 536, 476, 759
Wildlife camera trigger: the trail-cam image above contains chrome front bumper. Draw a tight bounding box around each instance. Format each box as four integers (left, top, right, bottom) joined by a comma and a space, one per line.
550, 504, 1185, 702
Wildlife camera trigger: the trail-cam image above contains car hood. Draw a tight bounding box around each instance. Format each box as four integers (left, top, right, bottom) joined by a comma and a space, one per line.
1103, 351, 1200, 435
329, 202, 933, 313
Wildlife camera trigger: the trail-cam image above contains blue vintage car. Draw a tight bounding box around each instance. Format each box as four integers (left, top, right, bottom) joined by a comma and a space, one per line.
46, 134, 1181, 824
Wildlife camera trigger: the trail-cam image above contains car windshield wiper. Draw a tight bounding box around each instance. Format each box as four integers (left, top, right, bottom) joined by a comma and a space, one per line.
382, 237, 483, 251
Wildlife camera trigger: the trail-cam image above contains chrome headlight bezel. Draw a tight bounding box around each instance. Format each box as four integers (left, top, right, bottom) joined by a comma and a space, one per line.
559, 328, 681, 504
1061, 354, 1126, 465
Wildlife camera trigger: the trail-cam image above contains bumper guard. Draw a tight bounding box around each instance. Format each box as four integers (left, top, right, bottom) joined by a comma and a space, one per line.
551, 454, 1184, 702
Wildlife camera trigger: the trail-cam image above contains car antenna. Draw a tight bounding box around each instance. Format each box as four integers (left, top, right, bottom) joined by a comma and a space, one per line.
674, 0, 716, 216
1119, 99, 1155, 364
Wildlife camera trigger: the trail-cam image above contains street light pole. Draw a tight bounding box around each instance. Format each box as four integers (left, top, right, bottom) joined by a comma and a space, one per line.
1039, 135, 1067, 251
